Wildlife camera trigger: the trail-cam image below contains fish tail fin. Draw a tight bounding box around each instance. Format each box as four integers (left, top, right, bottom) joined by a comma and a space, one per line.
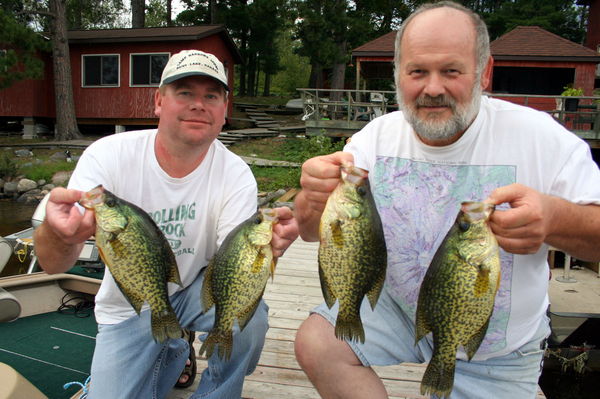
335, 304, 365, 344
150, 308, 182, 343
420, 354, 455, 399
199, 330, 233, 361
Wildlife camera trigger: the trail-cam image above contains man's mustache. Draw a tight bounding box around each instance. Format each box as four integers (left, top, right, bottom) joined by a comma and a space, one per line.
416, 95, 455, 108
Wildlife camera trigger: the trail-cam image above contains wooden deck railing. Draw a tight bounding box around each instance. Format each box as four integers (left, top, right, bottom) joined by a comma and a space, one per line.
296, 88, 600, 142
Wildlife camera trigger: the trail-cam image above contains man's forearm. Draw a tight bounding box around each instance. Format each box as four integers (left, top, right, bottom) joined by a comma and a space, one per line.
33, 221, 84, 274
294, 190, 323, 242
546, 199, 600, 262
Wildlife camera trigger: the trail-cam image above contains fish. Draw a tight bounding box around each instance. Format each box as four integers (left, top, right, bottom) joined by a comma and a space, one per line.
415, 201, 501, 398
318, 163, 387, 343
79, 185, 183, 343
199, 208, 278, 360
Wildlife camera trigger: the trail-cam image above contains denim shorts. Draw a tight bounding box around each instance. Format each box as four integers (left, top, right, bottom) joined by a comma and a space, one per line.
312, 286, 550, 399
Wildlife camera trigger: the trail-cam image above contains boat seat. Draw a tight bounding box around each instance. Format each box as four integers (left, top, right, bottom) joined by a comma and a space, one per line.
0, 362, 48, 399
0, 287, 21, 323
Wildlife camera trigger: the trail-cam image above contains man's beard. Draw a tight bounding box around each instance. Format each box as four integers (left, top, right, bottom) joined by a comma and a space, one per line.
399, 82, 482, 143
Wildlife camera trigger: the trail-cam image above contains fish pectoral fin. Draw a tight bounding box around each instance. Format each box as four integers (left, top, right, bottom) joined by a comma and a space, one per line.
463, 317, 490, 360
473, 267, 490, 296
330, 219, 344, 247
270, 258, 277, 281
201, 264, 215, 312
251, 249, 267, 273
318, 263, 337, 309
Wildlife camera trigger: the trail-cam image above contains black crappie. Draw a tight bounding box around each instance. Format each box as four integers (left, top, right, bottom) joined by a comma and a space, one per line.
416, 201, 501, 398
318, 163, 387, 343
200, 208, 278, 360
80, 185, 183, 343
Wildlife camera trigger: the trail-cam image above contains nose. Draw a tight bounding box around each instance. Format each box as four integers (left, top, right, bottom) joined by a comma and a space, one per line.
423, 73, 445, 98
189, 95, 206, 111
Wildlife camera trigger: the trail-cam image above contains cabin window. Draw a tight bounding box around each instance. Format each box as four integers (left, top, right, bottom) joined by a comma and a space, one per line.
82, 54, 119, 87
130, 53, 169, 86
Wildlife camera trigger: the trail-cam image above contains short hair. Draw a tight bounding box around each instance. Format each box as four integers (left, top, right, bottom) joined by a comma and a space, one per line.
394, 1, 490, 79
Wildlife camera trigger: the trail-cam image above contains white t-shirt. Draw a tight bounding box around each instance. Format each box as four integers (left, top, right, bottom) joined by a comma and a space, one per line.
346, 96, 600, 360
68, 129, 257, 324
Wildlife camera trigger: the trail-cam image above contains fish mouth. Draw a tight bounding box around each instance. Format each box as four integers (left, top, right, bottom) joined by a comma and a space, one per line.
341, 162, 368, 185
461, 201, 495, 221
79, 185, 105, 209
259, 208, 279, 223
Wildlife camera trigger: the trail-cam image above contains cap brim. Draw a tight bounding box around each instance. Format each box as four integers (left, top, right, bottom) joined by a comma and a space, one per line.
161, 72, 230, 91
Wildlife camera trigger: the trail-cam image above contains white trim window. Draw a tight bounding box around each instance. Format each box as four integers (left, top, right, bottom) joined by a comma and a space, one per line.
130, 53, 169, 86
82, 54, 119, 87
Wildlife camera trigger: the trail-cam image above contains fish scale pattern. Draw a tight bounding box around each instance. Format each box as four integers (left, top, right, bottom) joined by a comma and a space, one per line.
416, 202, 500, 398
200, 209, 276, 360
318, 165, 387, 344
83, 186, 183, 343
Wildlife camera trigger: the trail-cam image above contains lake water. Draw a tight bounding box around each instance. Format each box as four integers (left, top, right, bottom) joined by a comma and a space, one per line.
0, 199, 39, 277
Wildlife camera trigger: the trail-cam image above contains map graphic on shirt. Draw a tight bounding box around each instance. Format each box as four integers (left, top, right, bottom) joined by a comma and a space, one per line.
373, 156, 515, 354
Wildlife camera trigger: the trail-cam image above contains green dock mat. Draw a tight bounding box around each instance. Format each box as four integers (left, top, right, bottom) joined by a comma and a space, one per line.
0, 308, 97, 398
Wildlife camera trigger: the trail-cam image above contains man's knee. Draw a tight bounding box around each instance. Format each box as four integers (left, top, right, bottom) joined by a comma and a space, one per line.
295, 314, 334, 371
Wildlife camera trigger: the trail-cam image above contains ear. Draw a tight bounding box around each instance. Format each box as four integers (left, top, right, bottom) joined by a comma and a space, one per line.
480, 56, 494, 90
154, 89, 162, 118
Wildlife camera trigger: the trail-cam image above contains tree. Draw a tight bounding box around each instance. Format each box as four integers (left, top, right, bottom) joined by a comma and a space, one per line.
131, 0, 144, 28
0, 9, 49, 89
49, 0, 81, 140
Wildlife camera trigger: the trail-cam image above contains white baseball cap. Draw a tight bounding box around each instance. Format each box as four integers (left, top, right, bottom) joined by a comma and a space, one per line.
159, 49, 229, 91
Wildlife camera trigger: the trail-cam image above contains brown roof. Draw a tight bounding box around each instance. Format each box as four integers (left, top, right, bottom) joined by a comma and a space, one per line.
352, 26, 600, 63
66, 25, 242, 63
490, 26, 600, 62
352, 31, 396, 57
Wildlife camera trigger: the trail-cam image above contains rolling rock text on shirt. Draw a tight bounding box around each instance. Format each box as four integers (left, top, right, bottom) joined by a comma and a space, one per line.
148, 202, 196, 256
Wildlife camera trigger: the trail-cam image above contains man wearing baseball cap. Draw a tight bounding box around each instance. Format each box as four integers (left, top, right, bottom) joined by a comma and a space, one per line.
33, 49, 299, 398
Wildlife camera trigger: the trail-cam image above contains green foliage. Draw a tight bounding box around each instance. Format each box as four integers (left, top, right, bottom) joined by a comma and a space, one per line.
0, 152, 18, 179
251, 164, 301, 191
232, 135, 346, 191
483, 0, 586, 43
280, 135, 345, 163
561, 86, 584, 96
0, 9, 50, 89
19, 160, 76, 183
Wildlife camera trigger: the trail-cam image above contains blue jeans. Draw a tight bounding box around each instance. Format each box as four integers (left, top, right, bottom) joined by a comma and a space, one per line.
313, 286, 550, 399
88, 268, 269, 399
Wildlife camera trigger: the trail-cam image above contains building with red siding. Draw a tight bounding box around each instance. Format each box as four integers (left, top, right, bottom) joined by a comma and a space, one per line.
0, 25, 241, 135
351, 25, 600, 107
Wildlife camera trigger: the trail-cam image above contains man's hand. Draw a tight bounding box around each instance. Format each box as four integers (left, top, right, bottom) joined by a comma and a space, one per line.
44, 187, 96, 244
33, 187, 96, 273
271, 206, 299, 258
294, 152, 354, 241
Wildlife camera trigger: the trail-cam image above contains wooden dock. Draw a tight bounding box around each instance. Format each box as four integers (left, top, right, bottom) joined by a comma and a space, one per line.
168, 239, 546, 399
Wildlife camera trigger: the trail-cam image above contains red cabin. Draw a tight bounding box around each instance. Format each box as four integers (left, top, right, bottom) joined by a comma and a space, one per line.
0, 25, 241, 136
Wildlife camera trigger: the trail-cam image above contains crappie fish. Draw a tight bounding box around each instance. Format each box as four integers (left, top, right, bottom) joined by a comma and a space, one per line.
200, 208, 278, 360
318, 163, 387, 343
79, 185, 183, 343
416, 201, 501, 398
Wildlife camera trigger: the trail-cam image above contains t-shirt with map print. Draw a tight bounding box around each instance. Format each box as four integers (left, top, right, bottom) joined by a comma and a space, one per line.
345, 96, 600, 361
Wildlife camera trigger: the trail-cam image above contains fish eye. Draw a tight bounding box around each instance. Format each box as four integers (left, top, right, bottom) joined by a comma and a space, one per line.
458, 221, 470, 232
357, 186, 366, 196
106, 198, 116, 207
254, 216, 262, 224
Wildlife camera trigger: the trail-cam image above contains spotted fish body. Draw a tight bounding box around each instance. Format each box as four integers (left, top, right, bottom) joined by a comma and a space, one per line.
200, 208, 278, 360
80, 185, 182, 343
416, 201, 501, 398
318, 163, 387, 343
